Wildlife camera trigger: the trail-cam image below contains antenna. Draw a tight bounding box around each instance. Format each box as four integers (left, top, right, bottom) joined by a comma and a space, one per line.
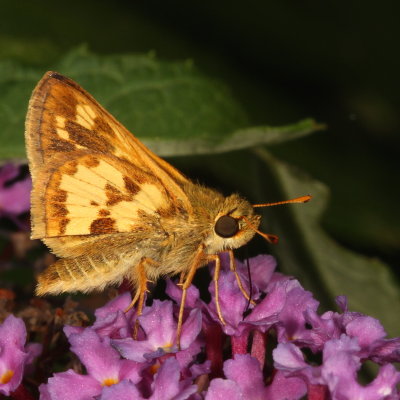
253, 195, 312, 208
244, 194, 312, 244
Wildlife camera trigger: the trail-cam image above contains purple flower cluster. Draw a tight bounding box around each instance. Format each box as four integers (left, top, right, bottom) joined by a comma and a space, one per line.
34, 254, 400, 400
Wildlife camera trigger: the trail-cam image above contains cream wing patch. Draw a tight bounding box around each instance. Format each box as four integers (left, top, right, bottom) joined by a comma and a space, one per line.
45, 155, 169, 237
55, 116, 69, 140
75, 104, 96, 129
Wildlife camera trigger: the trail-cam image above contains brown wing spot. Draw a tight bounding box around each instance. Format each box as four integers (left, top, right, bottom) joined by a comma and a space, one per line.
105, 183, 122, 206
66, 121, 113, 153
90, 218, 116, 234
157, 205, 176, 219
59, 218, 69, 235
90, 200, 99, 206
64, 160, 78, 176
52, 190, 67, 203
124, 176, 140, 195
98, 209, 111, 217
50, 203, 68, 218
48, 137, 76, 152
105, 183, 132, 206
83, 155, 100, 168
133, 169, 150, 185
93, 117, 115, 137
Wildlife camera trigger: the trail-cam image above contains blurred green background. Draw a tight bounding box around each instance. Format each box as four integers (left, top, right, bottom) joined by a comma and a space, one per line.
0, 1, 399, 334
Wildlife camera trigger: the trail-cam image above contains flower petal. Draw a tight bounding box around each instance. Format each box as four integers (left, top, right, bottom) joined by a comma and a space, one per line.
150, 358, 197, 400
345, 316, 386, 348
40, 370, 101, 400
99, 379, 141, 400
0, 164, 31, 215
166, 279, 200, 309
240, 254, 276, 293
273, 342, 308, 371
0, 314, 27, 349
140, 300, 175, 346
179, 309, 202, 350
208, 269, 247, 335
264, 370, 307, 400
0, 315, 29, 395
223, 354, 266, 398
68, 328, 122, 384
112, 337, 154, 363
205, 378, 242, 400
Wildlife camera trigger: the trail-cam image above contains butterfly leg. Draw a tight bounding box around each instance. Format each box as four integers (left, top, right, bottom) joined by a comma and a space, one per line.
125, 288, 141, 313
176, 244, 205, 349
209, 254, 226, 325
124, 258, 154, 339
228, 250, 256, 305
178, 271, 186, 285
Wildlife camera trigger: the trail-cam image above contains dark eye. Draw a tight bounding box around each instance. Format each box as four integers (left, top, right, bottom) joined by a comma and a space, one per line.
215, 215, 239, 238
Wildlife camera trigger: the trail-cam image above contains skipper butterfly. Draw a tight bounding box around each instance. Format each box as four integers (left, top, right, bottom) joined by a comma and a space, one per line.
25, 72, 310, 344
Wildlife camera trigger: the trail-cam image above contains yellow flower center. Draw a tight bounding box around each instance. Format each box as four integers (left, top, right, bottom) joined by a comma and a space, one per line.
0, 369, 14, 384
161, 342, 173, 352
102, 377, 119, 387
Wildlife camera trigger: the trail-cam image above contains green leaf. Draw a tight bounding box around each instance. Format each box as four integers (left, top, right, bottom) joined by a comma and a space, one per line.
145, 118, 323, 156
253, 148, 400, 337
0, 47, 320, 160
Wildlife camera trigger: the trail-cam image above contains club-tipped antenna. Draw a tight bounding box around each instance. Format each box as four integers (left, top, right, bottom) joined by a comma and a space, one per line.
253, 195, 312, 208
244, 194, 311, 244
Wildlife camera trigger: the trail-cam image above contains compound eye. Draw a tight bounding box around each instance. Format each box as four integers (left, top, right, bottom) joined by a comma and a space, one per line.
215, 215, 239, 238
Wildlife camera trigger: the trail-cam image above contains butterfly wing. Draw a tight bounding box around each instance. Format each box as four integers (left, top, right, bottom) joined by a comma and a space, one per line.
26, 72, 194, 294
26, 72, 191, 261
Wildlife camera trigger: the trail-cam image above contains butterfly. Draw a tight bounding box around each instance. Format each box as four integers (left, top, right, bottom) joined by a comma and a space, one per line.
25, 71, 311, 345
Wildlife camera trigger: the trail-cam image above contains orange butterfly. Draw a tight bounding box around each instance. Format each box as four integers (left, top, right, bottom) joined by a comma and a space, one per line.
25, 72, 311, 345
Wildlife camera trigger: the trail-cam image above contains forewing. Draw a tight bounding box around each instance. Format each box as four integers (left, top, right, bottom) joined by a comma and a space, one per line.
25, 71, 191, 243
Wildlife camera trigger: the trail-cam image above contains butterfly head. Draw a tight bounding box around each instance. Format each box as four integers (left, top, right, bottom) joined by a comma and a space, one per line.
204, 194, 261, 254
204, 194, 312, 255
